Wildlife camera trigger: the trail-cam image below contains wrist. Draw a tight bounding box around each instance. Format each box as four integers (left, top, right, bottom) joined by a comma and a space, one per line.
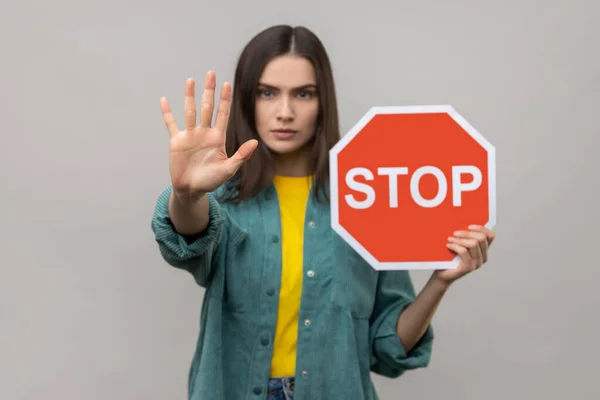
428, 273, 453, 293
172, 189, 206, 205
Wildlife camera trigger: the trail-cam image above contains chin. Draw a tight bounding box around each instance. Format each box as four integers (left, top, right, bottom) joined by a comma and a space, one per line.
262, 138, 312, 156
265, 143, 304, 155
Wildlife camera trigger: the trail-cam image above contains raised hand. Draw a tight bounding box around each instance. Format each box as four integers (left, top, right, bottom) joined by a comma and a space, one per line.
160, 71, 258, 201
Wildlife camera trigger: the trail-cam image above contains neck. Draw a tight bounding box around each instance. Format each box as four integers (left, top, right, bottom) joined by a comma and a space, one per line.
274, 148, 311, 177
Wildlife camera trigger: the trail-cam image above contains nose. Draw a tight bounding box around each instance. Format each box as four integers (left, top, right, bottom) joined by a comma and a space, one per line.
276, 97, 294, 122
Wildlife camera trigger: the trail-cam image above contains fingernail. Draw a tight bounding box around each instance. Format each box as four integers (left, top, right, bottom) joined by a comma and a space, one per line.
469, 225, 480, 230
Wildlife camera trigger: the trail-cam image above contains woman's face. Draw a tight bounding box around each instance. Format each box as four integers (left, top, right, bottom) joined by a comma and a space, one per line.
254, 54, 320, 160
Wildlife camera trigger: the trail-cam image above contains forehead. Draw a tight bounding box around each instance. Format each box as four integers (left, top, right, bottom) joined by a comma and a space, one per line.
259, 54, 316, 88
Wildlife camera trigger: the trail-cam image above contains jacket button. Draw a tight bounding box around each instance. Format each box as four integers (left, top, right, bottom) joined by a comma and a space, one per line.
253, 387, 262, 395
271, 235, 279, 243
261, 336, 269, 346
266, 288, 275, 296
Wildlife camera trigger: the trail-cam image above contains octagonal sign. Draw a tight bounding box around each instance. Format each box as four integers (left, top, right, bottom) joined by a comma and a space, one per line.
329, 105, 496, 270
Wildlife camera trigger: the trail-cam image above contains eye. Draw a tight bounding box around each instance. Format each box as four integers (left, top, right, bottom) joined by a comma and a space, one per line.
258, 89, 274, 98
297, 91, 313, 99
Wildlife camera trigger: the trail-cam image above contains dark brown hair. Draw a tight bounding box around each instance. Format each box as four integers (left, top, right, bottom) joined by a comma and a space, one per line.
224, 24, 340, 203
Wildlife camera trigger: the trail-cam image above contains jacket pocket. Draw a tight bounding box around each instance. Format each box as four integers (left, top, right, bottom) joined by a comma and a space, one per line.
329, 238, 379, 320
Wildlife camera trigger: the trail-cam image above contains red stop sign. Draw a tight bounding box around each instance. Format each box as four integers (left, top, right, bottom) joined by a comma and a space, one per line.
329, 105, 496, 270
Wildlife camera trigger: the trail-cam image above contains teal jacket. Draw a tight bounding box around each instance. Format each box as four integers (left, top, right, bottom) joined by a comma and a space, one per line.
151, 181, 434, 399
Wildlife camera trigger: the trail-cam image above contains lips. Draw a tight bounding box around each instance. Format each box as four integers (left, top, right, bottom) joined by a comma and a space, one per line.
271, 129, 298, 140
272, 129, 298, 134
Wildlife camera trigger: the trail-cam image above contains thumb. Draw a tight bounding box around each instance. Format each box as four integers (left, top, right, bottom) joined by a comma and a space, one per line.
227, 139, 258, 172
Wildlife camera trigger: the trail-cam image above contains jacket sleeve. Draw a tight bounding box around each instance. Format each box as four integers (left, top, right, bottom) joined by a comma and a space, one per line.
369, 270, 434, 378
150, 184, 227, 287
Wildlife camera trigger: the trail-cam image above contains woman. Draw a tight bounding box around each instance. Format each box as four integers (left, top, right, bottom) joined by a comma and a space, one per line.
152, 24, 495, 400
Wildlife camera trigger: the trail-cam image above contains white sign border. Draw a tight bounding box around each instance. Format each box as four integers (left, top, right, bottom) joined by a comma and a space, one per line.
329, 105, 496, 271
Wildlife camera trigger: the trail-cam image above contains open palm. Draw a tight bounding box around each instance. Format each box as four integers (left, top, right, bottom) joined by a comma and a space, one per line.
160, 71, 258, 199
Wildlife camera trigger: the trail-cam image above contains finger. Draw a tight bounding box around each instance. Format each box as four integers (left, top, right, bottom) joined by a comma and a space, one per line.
234, 139, 259, 161
471, 243, 483, 266
448, 237, 481, 265
478, 240, 488, 263
446, 242, 470, 259
184, 78, 197, 130
469, 225, 496, 245
463, 229, 489, 260
447, 242, 481, 272
199, 71, 216, 128
160, 97, 179, 138
214, 81, 232, 133
455, 230, 488, 255
474, 232, 489, 263
467, 226, 494, 262
226, 139, 258, 175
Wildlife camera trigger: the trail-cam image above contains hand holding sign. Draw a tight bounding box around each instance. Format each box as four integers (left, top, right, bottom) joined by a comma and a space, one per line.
432, 224, 496, 283
329, 105, 496, 271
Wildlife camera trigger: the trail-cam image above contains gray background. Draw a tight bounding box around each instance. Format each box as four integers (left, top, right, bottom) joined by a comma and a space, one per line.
1, 0, 598, 398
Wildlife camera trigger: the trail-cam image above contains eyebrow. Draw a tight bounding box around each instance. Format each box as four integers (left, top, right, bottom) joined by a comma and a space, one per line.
257, 82, 318, 91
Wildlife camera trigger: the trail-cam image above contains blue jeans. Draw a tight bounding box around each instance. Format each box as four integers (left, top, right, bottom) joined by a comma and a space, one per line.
267, 377, 294, 400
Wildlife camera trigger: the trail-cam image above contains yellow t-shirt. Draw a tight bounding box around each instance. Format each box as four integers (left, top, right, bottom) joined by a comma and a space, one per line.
270, 175, 312, 378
